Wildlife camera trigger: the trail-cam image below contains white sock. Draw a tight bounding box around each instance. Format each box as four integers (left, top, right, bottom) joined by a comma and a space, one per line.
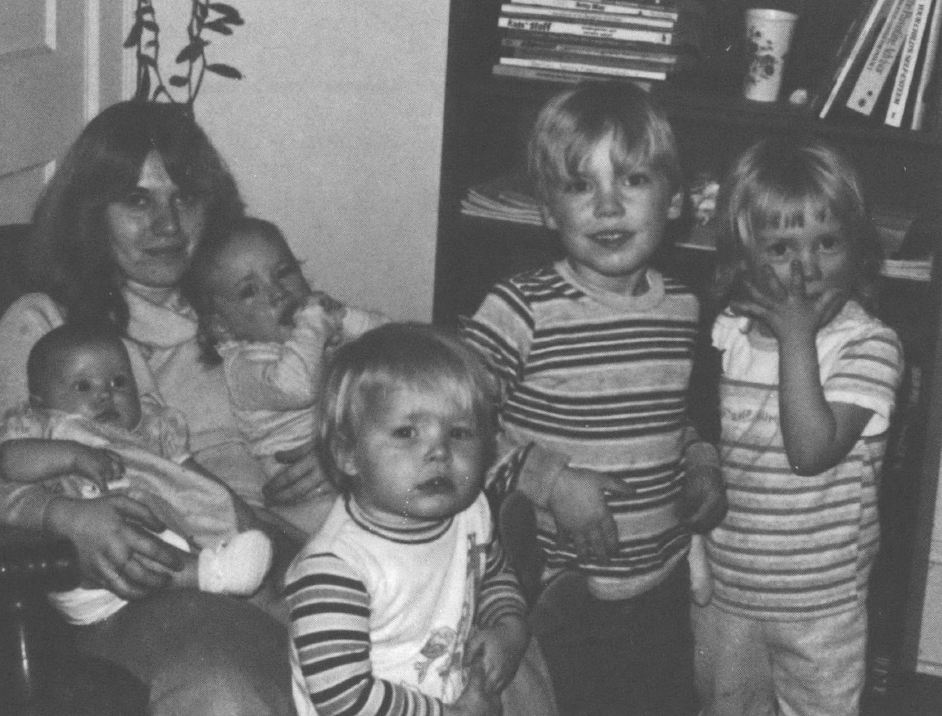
197, 530, 273, 595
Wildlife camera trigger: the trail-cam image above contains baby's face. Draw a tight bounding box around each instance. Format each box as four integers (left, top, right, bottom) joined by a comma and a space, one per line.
35, 342, 141, 430
542, 131, 683, 296
206, 229, 312, 343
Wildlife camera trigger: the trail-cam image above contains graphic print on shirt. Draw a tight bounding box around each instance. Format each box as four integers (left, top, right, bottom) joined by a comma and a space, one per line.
413, 533, 488, 701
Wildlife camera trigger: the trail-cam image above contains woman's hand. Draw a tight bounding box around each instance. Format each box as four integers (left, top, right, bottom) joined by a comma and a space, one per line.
464, 615, 528, 695
446, 659, 503, 716
71, 444, 125, 493
44, 493, 186, 599
267, 441, 334, 506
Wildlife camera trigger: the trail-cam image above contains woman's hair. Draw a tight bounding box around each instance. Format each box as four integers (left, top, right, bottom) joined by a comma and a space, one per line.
712, 136, 883, 313
28, 100, 244, 330
318, 323, 498, 493
528, 81, 683, 203
182, 216, 296, 365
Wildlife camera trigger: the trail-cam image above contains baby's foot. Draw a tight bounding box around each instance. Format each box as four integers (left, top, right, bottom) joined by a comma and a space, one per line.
198, 530, 273, 595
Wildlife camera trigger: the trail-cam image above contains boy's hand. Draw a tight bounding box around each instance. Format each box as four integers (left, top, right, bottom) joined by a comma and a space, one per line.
677, 464, 726, 533
730, 263, 846, 342
548, 467, 634, 562
446, 658, 503, 716
70, 443, 125, 493
269, 441, 336, 505
464, 615, 528, 695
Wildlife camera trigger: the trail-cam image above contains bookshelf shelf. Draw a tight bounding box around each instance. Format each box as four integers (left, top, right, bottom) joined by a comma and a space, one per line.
435, 0, 942, 696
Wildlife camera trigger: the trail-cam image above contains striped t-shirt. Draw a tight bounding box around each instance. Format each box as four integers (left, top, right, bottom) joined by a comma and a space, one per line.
708, 301, 903, 619
463, 261, 702, 600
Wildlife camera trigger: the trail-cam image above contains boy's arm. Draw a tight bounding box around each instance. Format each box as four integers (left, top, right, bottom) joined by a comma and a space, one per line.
0, 438, 122, 491
284, 553, 446, 716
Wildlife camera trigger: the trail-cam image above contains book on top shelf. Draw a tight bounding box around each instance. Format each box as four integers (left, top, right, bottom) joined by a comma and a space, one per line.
845, 0, 916, 117
500, 55, 671, 80
500, 2, 676, 28
886, 0, 933, 126
501, 35, 683, 65
508, 0, 679, 21
911, 0, 942, 128
814, 0, 896, 119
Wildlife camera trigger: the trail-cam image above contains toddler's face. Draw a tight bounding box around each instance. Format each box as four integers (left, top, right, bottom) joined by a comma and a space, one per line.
205, 229, 311, 343
745, 206, 854, 305
339, 386, 486, 526
34, 342, 141, 430
542, 132, 682, 295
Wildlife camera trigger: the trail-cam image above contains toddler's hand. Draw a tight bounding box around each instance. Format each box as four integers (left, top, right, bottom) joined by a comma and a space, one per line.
446, 658, 503, 716
731, 263, 846, 341
464, 615, 528, 695
71, 443, 125, 493
547, 466, 634, 562
302, 293, 345, 348
677, 464, 726, 533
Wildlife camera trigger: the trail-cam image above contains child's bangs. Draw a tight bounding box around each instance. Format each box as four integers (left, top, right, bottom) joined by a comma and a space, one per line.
742, 186, 833, 238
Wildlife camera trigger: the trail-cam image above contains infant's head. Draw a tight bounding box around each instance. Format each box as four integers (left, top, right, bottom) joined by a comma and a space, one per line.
28, 324, 141, 430
184, 216, 312, 362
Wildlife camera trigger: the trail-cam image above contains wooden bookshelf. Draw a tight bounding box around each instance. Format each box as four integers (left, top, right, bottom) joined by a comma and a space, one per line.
434, 0, 942, 696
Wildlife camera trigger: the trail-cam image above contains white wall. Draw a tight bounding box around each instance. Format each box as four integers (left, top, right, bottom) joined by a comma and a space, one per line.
143, 1, 450, 321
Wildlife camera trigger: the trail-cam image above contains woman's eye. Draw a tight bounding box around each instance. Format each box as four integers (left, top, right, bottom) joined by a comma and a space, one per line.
767, 242, 790, 258
563, 178, 590, 194
121, 191, 150, 209
623, 172, 651, 187
72, 379, 93, 393
175, 190, 201, 207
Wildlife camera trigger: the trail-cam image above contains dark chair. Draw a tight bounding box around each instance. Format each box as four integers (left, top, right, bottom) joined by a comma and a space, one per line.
0, 224, 150, 715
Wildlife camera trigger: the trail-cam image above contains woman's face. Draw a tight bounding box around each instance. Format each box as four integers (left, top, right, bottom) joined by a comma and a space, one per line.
105, 151, 208, 289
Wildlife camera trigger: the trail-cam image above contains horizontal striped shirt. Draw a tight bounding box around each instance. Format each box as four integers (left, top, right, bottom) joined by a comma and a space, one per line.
463, 261, 701, 599
287, 494, 526, 716
708, 302, 903, 619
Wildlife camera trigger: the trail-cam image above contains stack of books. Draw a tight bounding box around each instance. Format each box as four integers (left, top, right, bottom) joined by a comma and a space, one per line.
811, 0, 942, 130
492, 0, 702, 85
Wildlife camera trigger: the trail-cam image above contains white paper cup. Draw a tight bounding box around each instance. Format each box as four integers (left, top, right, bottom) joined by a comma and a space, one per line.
743, 8, 799, 102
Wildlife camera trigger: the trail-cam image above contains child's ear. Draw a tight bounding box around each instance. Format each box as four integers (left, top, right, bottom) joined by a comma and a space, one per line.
333, 439, 359, 478
668, 190, 684, 221
540, 205, 559, 231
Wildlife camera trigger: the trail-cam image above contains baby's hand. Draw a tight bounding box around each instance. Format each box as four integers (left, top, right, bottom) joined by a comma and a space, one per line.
464, 615, 528, 695
303, 293, 346, 348
677, 464, 726, 533
71, 443, 125, 494
547, 466, 634, 562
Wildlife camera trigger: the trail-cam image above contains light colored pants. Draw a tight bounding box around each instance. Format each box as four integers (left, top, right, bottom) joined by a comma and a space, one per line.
692, 600, 867, 716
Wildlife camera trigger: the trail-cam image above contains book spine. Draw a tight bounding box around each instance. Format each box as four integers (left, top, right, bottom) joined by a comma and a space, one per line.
501, 4, 675, 29
501, 36, 679, 63
497, 16, 674, 44
500, 27, 684, 54
509, 0, 678, 21
846, 0, 917, 116
500, 56, 669, 79
887, 0, 933, 125
503, 47, 675, 73
911, 0, 942, 127
818, 0, 896, 118
492, 61, 655, 89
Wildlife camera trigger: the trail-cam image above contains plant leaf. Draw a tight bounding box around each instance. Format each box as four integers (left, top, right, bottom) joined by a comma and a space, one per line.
176, 39, 207, 64
209, 3, 242, 21
136, 71, 150, 101
136, 5, 155, 18
123, 21, 143, 49
206, 63, 243, 79
169, 75, 189, 87
204, 19, 233, 35
141, 20, 158, 32
138, 53, 157, 68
